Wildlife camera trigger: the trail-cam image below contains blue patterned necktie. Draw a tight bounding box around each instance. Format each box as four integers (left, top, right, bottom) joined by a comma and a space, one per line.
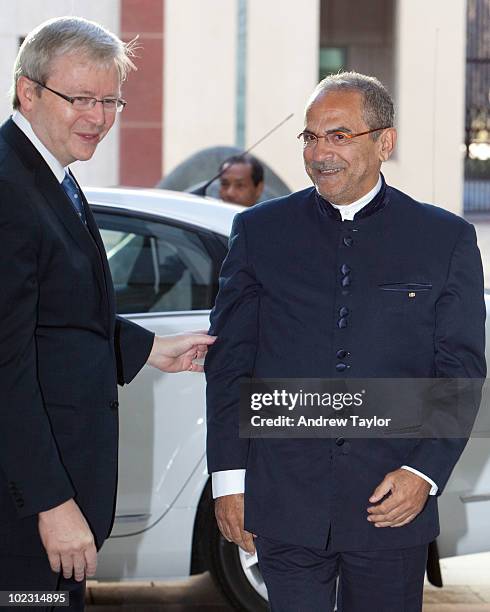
61, 172, 86, 224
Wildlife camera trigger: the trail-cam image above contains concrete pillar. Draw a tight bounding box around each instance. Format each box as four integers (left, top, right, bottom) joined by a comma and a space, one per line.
383, 0, 467, 215
246, 0, 320, 191
163, 0, 237, 176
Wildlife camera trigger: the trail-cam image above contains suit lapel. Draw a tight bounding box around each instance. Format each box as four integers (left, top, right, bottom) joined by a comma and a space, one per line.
1, 119, 95, 254
35, 163, 96, 253
70, 172, 116, 323
0, 118, 111, 327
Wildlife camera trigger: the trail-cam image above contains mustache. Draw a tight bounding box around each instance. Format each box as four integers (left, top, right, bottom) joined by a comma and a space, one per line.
309, 162, 346, 171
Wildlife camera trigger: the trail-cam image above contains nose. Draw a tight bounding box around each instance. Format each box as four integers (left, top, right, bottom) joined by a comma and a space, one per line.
310, 138, 336, 162
221, 186, 236, 201
86, 100, 107, 126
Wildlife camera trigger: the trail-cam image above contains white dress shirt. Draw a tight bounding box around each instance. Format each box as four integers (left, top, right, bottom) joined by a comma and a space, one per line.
12, 111, 67, 183
330, 175, 382, 220
212, 174, 438, 498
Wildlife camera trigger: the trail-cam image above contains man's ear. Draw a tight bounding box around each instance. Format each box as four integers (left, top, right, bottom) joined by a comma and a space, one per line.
378, 127, 397, 162
16, 76, 39, 113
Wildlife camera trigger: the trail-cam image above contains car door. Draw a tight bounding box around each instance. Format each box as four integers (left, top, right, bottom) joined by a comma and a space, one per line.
437, 294, 490, 557
93, 206, 226, 536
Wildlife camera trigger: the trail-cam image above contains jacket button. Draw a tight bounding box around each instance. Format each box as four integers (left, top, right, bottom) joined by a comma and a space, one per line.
110, 400, 119, 410
339, 306, 349, 317
341, 441, 351, 455
336, 349, 349, 359
336, 437, 345, 446
338, 317, 348, 329
340, 264, 351, 275
343, 236, 354, 247
336, 363, 349, 372
341, 275, 351, 287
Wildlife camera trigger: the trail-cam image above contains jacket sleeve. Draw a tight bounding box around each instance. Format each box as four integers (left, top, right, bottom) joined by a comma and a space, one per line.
205, 213, 261, 473
0, 181, 74, 517
405, 221, 486, 494
114, 316, 155, 385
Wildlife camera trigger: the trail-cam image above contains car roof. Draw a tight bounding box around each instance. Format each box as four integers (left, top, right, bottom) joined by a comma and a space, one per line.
84, 186, 243, 237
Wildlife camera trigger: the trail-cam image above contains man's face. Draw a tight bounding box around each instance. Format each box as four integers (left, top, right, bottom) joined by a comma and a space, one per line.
302, 90, 394, 205
19, 52, 120, 167
219, 162, 264, 207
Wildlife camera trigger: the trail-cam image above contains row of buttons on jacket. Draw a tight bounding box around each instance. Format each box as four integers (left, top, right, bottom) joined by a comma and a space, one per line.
8, 481, 24, 508
337, 235, 353, 372
335, 233, 356, 451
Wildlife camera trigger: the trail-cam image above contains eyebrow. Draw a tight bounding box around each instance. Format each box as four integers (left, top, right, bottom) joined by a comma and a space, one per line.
327, 126, 353, 134
303, 126, 354, 135
72, 89, 120, 98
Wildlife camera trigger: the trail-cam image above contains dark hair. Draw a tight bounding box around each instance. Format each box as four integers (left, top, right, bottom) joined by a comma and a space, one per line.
219, 154, 264, 186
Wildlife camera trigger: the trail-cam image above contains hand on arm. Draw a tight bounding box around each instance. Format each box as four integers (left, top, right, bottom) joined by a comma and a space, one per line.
38, 499, 97, 582
366, 468, 431, 528
147, 331, 216, 373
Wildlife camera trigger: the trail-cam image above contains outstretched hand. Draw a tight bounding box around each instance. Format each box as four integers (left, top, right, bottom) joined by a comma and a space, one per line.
147, 330, 216, 373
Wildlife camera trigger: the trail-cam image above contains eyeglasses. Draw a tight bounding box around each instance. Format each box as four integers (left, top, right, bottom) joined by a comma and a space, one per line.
297, 126, 389, 147
31, 79, 126, 113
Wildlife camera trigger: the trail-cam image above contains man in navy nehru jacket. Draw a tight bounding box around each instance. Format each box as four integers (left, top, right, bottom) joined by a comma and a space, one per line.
206, 72, 486, 611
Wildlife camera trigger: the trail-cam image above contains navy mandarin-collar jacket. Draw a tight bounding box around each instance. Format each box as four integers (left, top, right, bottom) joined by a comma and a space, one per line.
206, 177, 486, 551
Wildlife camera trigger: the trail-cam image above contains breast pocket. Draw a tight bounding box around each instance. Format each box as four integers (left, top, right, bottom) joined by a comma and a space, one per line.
377, 282, 433, 318
378, 282, 433, 293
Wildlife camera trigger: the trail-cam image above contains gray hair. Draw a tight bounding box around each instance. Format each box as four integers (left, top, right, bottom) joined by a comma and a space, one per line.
307, 71, 394, 138
11, 16, 138, 109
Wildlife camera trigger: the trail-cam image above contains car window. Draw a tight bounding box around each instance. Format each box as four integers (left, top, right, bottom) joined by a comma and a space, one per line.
95, 211, 215, 314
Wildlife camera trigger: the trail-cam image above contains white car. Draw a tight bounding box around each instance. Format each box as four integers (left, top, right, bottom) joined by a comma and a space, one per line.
87, 187, 490, 611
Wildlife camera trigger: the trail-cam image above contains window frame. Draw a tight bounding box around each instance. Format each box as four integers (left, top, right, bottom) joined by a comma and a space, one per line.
90, 204, 228, 318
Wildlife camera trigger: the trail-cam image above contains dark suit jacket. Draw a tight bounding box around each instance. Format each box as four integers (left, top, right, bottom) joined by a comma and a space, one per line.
0, 119, 154, 554
206, 177, 486, 551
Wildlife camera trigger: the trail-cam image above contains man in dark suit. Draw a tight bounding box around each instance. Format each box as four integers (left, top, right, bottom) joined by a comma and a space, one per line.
0, 16, 214, 604
206, 72, 486, 611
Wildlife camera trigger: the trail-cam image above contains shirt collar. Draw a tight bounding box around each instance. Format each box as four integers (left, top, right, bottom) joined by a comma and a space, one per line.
330, 175, 382, 221
12, 111, 68, 184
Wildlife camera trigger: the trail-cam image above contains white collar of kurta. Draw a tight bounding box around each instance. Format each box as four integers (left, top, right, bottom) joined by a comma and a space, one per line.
330, 174, 382, 221
12, 110, 69, 184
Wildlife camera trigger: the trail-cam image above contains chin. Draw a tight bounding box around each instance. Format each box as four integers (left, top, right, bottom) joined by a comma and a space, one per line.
75, 149, 97, 162
316, 186, 337, 202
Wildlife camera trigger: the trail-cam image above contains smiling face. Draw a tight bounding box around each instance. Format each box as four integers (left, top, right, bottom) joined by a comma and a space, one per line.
303, 89, 396, 205
17, 52, 120, 167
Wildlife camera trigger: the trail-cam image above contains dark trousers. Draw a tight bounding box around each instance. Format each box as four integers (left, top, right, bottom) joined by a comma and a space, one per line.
0, 556, 86, 612
256, 535, 428, 612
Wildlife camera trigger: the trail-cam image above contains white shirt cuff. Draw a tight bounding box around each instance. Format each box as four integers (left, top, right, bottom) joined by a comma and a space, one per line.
401, 465, 438, 495
212, 469, 246, 498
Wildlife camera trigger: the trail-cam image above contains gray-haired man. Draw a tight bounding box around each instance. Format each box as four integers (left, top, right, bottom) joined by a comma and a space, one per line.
0, 16, 214, 605
207, 72, 485, 611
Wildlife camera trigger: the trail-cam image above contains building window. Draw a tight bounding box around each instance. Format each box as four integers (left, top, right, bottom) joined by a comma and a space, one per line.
319, 0, 395, 95
319, 47, 347, 80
